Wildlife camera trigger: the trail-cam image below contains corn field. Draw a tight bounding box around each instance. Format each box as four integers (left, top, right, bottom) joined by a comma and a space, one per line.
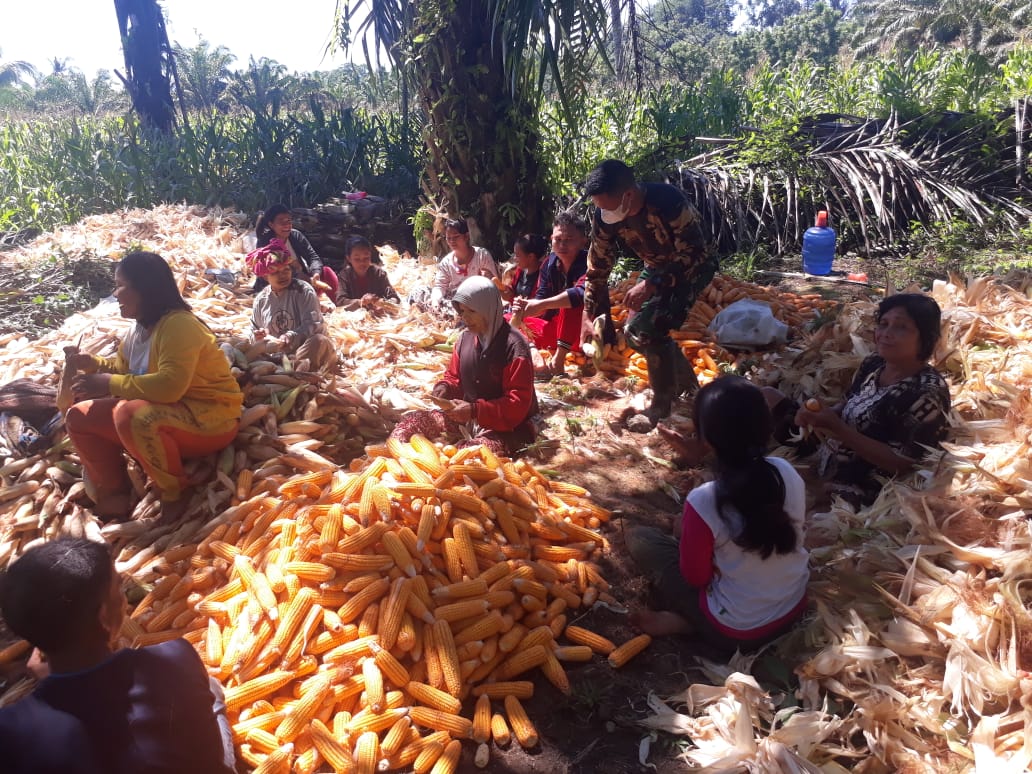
0, 106, 422, 236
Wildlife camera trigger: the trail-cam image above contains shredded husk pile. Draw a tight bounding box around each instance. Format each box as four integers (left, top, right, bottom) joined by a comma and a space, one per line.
0, 204, 1029, 771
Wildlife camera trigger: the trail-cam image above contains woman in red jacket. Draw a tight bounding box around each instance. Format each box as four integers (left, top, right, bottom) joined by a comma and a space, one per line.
389, 276, 538, 457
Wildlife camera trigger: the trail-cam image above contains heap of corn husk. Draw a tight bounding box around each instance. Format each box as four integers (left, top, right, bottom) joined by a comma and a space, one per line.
640, 275, 1032, 771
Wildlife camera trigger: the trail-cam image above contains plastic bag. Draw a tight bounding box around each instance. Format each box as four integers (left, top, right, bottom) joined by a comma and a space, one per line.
708, 298, 789, 349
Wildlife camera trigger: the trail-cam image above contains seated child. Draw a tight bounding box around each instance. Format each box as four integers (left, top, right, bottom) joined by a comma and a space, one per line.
247, 239, 338, 372
497, 233, 548, 304
252, 204, 338, 298
336, 236, 401, 310
511, 211, 589, 376
626, 376, 809, 655
0, 538, 234, 774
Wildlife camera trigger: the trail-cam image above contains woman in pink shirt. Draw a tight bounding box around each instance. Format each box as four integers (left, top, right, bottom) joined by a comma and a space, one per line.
626, 376, 809, 654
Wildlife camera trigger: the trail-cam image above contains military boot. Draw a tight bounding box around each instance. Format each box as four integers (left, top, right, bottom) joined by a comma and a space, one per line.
643, 346, 677, 423
672, 341, 700, 398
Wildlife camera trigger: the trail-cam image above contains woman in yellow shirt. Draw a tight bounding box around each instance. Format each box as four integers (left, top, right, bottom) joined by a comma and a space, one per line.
65, 252, 243, 524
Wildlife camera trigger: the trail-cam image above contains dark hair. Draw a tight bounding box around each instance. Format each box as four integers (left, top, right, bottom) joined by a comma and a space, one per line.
877, 293, 942, 361
553, 210, 589, 237
117, 252, 190, 328
443, 218, 469, 235
694, 376, 797, 559
256, 204, 291, 241
0, 538, 115, 652
345, 235, 373, 257
513, 233, 549, 259
584, 159, 636, 197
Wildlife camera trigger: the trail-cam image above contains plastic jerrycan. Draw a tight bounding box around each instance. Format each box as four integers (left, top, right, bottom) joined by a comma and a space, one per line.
802, 210, 836, 276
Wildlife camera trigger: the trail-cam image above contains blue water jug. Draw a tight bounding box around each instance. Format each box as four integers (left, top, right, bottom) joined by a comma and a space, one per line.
802, 211, 835, 275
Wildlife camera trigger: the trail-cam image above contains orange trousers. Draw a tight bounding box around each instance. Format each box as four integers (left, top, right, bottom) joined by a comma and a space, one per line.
66, 398, 238, 502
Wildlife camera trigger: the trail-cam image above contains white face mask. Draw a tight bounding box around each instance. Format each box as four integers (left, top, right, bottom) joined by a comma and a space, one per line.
600, 203, 628, 224
599, 191, 631, 224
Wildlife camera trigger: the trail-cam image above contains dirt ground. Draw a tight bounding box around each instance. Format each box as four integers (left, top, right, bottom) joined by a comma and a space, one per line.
468, 275, 883, 773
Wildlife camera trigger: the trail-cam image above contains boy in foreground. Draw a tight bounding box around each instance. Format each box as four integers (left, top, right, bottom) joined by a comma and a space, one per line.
0, 537, 234, 774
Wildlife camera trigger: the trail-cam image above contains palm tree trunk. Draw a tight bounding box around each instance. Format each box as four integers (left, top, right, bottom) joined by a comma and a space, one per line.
113, 0, 175, 132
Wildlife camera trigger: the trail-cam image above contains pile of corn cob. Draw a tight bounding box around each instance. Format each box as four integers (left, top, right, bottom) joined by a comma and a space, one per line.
594, 273, 840, 385
93, 435, 647, 773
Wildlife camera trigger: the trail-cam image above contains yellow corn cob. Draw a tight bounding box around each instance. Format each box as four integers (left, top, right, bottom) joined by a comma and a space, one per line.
608, 634, 652, 668
432, 578, 488, 600
382, 531, 417, 578
235, 468, 254, 500
375, 715, 410, 760
549, 586, 582, 610
472, 694, 492, 743
232, 618, 274, 676
245, 727, 280, 754
379, 577, 411, 650
554, 645, 593, 662
471, 680, 534, 699
368, 642, 410, 687
541, 651, 571, 694
490, 712, 511, 746
208, 540, 240, 563
564, 625, 615, 655
476, 477, 506, 500
232, 709, 289, 741
224, 670, 295, 711
361, 602, 381, 639
275, 672, 333, 742
447, 464, 497, 483
361, 656, 385, 713
441, 538, 463, 584
532, 545, 584, 562
397, 612, 417, 652
512, 578, 548, 599
405, 590, 435, 625
353, 729, 379, 774
439, 489, 487, 517
253, 742, 294, 774
321, 553, 393, 573
456, 640, 484, 662
317, 503, 343, 553
144, 599, 190, 633
233, 555, 279, 621
398, 455, 434, 485
498, 623, 527, 653
452, 522, 480, 578
430, 619, 462, 697
416, 504, 437, 553
409, 706, 473, 739
548, 614, 568, 639
497, 643, 553, 681
307, 718, 351, 773
430, 739, 461, 774
204, 619, 223, 667
408, 434, 445, 475
132, 629, 190, 648
504, 695, 538, 748
130, 573, 181, 619
347, 706, 408, 736
453, 610, 503, 647
519, 595, 545, 613
338, 577, 391, 623
413, 740, 445, 774
433, 598, 490, 623
323, 635, 381, 665
405, 680, 462, 714
480, 635, 499, 663
308, 624, 357, 656
267, 586, 315, 656
281, 606, 325, 667
514, 626, 553, 654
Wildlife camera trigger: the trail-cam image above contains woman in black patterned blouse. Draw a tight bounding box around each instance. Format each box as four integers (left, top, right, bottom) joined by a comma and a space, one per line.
765, 293, 951, 505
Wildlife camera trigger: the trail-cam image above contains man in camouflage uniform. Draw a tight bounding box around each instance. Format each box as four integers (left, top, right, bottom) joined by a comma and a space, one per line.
582, 159, 717, 422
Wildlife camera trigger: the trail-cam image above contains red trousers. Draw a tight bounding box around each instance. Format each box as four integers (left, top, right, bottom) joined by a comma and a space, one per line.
66, 398, 238, 502
513, 308, 583, 353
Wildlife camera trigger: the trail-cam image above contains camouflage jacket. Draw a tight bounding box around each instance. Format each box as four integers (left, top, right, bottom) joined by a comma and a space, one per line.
584, 182, 710, 317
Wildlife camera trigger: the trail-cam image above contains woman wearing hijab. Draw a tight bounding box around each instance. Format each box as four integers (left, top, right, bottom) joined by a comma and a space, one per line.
389, 276, 538, 457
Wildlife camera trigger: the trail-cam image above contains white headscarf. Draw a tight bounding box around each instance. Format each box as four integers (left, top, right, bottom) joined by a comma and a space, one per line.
452, 276, 504, 349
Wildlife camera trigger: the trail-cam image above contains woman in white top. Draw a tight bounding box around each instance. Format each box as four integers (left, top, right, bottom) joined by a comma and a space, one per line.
430, 218, 499, 310
626, 375, 809, 655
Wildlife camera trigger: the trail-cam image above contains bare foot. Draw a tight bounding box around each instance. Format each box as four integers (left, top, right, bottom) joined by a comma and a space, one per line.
92, 492, 134, 523
656, 424, 706, 467
156, 497, 193, 526
629, 609, 693, 637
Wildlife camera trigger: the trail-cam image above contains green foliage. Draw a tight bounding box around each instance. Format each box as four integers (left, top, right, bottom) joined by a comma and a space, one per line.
0, 108, 421, 235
